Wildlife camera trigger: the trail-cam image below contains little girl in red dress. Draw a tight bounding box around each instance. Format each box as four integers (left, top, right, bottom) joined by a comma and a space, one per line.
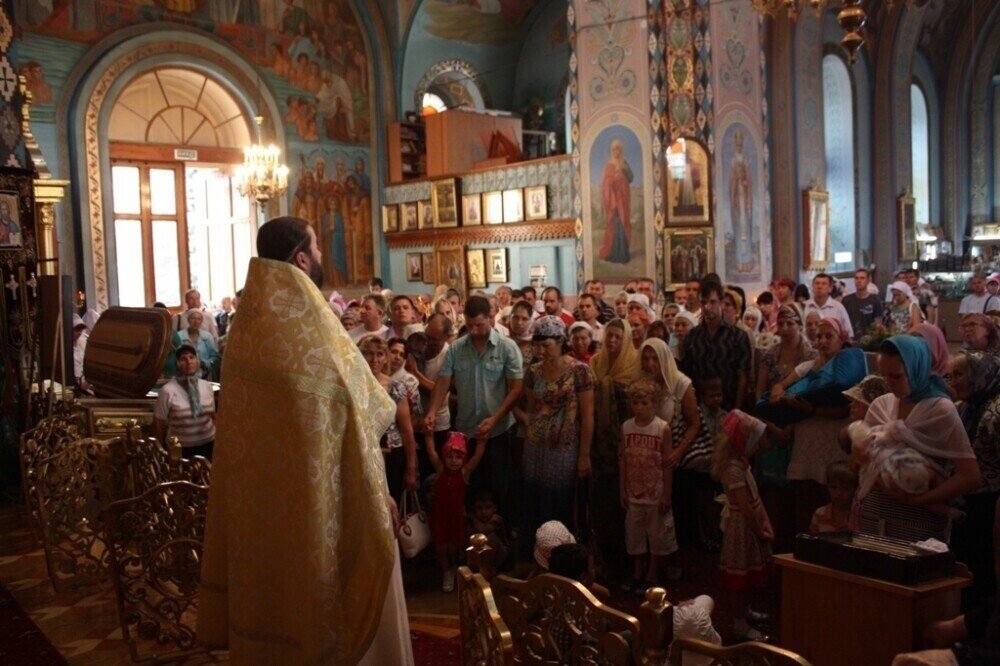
425, 430, 484, 592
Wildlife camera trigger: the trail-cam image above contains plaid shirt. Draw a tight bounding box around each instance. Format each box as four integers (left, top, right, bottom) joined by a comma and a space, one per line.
679, 321, 752, 410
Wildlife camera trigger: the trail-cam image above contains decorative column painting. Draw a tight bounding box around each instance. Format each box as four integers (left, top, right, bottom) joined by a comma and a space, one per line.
575, 0, 656, 283
708, 0, 770, 288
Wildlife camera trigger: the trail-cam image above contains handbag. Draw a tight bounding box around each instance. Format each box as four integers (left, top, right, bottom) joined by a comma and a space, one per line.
396, 489, 430, 558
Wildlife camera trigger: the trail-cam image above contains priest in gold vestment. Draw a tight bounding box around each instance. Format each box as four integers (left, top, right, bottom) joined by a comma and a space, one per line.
198, 217, 414, 664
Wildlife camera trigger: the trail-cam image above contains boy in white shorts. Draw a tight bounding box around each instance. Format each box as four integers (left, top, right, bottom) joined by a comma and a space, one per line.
620, 379, 679, 592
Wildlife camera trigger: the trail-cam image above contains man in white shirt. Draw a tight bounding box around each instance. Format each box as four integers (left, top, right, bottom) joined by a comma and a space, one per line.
959, 274, 1000, 314
388, 295, 423, 339
406, 314, 452, 452
805, 273, 854, 339
348, 293, 390, 342
173, 289, 220, 341
682, 278, 702, 319
576, 293, 605, 344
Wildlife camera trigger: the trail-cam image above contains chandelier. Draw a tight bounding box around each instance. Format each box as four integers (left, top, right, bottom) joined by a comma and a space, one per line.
750, 1, 920, 63
235, 115, 289, 205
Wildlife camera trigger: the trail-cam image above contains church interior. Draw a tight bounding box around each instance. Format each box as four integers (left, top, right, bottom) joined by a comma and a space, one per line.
2, 0, 1000, 663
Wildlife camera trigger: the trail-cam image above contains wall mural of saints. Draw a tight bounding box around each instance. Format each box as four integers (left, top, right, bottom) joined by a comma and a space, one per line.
720, 123, 762, 282
292, 149, 373, 287
588, 124, 646, 280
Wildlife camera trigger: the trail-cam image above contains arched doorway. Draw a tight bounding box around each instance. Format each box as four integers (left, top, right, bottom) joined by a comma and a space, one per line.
107, 67, 253, 309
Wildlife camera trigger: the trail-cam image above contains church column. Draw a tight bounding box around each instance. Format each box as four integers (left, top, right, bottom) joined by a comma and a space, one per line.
768, 13, 798, 280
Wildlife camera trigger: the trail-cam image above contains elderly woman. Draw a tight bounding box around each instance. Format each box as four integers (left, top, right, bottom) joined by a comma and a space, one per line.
759, 319, 865, 426
640, 338, 716, 551
671, 311, 698, 361
857, 336, 980, 542
804, 309, 821, 346
948, 352, 1000, 605
153, 344, 216, 459
171, 310, 220, 380
589, 318, 639, 574
961, 313, 1000, 355
521, 316, 595, 558
358, 335, 419, 501
884, 281, 923, 334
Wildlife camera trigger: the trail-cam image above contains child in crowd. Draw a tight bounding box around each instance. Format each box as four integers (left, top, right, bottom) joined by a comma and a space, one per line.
698, 377, 726, 451
810, 462, 859, 533
838, 374, 890, 454
533, 520, 577, 575
469, 490, 510, 569
549, 543, 611, 602
425, 430, 484, 592
619, 380, 679, 592
713, 410, 774, 641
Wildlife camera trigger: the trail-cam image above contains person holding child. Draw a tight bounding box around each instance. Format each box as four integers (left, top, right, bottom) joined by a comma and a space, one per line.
857, 336, 980, 542
619, 379, 679, 592
714, 410, 774, 642
424, 431, 484, 592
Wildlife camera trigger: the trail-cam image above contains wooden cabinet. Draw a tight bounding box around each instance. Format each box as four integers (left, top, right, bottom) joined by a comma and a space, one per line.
424, 109, 522, 177
387, 121, 426, 183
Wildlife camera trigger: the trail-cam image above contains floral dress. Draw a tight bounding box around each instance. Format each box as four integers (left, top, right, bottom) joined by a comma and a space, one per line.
522, 360, 595, 540
719, 460, 772, 590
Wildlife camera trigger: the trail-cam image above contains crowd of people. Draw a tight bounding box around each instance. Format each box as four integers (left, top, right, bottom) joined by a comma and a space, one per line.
79, 229, 1000, 649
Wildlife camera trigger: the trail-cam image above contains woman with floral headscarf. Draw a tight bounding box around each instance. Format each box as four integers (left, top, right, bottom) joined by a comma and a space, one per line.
589, 318, 639, 575
948, 352, 1000, 605
520, 316, 595, 558
857, 336, 980, 542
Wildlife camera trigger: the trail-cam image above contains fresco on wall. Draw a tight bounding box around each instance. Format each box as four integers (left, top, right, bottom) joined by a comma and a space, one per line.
720, 122, 762, 282
14, 0, 370, 144
423, 0, 543, 45
290, 145, 373, 287
589, 124, 646, 280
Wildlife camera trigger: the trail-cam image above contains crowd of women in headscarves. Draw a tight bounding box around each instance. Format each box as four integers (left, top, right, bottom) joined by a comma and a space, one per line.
335, 273, 1000, 618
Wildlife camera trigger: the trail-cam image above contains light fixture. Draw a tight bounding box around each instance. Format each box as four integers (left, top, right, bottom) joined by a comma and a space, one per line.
666, 138, 687, 180
235, 115, 289, 205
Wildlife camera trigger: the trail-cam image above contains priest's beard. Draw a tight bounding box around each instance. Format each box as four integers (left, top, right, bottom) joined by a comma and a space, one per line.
307, 257, 324, 289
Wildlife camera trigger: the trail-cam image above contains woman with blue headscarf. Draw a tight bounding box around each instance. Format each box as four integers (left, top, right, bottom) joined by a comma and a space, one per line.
857, 336, 980, 542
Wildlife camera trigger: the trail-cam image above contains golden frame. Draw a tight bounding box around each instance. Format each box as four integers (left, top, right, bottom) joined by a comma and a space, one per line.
664, 228, 715, 291
381, 204, 399, 233
432, 178, 459, 228
898, 190, 917, 262
524, 185, 547, 221
802, 186, 831, 271
485, 248, 508, 283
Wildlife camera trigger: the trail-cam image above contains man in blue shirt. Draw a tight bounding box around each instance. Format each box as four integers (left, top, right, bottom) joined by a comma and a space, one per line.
424, 295, 523, 514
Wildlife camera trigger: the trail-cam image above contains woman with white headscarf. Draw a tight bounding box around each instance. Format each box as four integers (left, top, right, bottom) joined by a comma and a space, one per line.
883, 281, 923, 334
671, 311, 698, 361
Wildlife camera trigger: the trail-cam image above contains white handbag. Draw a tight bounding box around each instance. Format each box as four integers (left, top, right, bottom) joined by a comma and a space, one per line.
397, 490, 430, 558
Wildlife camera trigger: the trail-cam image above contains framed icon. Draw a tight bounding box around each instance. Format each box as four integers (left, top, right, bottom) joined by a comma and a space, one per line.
381, 204, 399, 233
483, 191, 503, 225
435, 246, 466, 294
898, 190, 917, 262
467, 248, 487, 289
485, 248, 508, 283
524, 185, 547, 221
665, 137, 711, 226
664, 228, 715, 291
802, 186, 830, 270
462, 193, 482, 227
421, 252, 435, 285
0, 191, 23, 248
401, 201, 418, 231
431, 178, 459, 228
502, 188, 523, 223
417, 199, 435, 229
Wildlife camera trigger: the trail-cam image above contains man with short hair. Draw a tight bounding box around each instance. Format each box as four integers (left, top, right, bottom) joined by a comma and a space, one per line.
679, 281, 752, 411
540, 286, 576, 326
959, 274, 1000, 314
349, 293, 390, 342
805, 273, 854, 339
521, 286, 537, 309
407, 313, 453, 453
199, 216, 412, 664
683, 278, 702, 318
584, 279, 616, 323
173, 288, 220, 341
576, 293, 605, 344
637, 277, 656, 304
215, 296, 234, 338
388, 295, 421, 339
424, 296, 524, 516
841, 268, 883, 339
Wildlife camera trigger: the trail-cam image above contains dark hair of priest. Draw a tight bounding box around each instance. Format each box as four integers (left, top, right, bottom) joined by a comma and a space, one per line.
256, 216, 311, 262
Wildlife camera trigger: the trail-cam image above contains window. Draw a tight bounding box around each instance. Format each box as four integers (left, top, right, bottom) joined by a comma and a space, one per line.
421, 92, 447, 115
111, 163, 188, 307
822, 55, 857, 271
911, 83, 931, 225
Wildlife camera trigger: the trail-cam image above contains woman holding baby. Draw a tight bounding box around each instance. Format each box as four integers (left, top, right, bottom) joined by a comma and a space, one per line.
855, 336, 981, 543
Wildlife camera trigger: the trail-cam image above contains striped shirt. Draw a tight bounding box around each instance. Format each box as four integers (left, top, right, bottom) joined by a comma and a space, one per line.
679, 322, 752, 410
154, 379, 216, 447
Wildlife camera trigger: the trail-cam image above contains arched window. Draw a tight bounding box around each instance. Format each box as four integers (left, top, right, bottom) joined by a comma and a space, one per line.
421, 92, 448, 115
822, 54, 857, 271
911, 83, 931, 225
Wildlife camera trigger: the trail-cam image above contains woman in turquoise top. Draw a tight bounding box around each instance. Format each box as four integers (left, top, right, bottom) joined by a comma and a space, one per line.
171, 310, 220, 380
